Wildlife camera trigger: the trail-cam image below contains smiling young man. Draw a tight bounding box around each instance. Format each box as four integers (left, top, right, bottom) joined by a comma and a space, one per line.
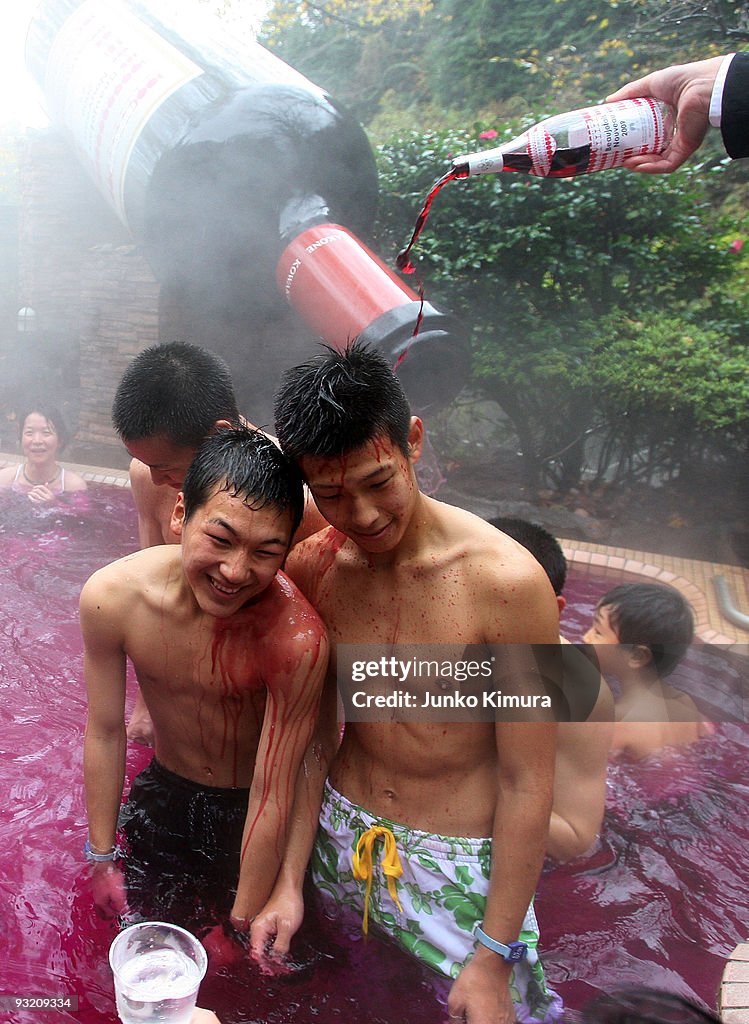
112, 341, 327, 744
80, 428, 328, 930
253, 342, 563, 1024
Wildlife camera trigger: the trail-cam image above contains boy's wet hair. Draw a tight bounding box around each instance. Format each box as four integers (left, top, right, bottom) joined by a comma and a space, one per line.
182, 427, 304, 539
597, 582, 694, 677
274, 340, 411, 461
489, 516, 567, 597
18, 403, 70, 451
112, 341, 240, 447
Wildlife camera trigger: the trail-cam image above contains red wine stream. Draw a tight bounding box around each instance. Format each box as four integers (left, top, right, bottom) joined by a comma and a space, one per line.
392, 168, 461, 371
395, 168, 460, 274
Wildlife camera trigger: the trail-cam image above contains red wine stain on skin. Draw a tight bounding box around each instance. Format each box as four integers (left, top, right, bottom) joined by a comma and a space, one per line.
206, 577, 324, 795
209, 618, 263, 786
239, 634, 325, 865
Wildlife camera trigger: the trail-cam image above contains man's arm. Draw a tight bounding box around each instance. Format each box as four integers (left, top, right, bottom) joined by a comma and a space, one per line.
80, 571, 129, 917
448, 557, 560, 1024
230, 622, 329, 926
548, 648, 614, 863
449, 720, 557, 1024
249, 673, 341, 959
721, 52, 749, 159
128, 459, 174, 548
548, 719, 612, 862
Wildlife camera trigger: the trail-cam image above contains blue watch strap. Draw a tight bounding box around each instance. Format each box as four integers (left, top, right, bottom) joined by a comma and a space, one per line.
474, 925, 535, 964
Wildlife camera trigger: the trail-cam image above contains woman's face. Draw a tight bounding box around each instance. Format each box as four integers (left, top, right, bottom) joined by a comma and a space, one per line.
21, 412, 61, 464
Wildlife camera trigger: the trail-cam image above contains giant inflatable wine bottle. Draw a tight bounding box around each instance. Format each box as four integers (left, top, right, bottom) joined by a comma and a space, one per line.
25, 0, 468, 411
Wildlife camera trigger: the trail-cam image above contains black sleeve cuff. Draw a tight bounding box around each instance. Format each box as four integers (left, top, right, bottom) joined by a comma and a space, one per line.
721, 52, 749, 159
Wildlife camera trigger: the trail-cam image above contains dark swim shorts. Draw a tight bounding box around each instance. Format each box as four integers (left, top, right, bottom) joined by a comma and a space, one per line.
118, 758, 250, 925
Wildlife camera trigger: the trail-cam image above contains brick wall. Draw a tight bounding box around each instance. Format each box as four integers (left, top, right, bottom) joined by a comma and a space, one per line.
78, 245, 160, 446
17, 128, 159, 452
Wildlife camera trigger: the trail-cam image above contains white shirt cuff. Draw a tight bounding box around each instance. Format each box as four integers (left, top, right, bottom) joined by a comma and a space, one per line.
709, 54, 736, 128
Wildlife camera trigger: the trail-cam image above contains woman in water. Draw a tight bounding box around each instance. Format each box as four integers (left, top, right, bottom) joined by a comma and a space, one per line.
0, 404, 87, 504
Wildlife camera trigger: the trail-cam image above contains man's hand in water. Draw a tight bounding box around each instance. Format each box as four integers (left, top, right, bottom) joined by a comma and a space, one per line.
248, 887, 305, 966
447, 953, 516, 1024
89, 861, 128, 918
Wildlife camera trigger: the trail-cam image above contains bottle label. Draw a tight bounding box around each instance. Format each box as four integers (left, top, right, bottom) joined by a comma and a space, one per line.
582, 98, 664, 172
43, 0, 202, 225
526, 127, 556, 177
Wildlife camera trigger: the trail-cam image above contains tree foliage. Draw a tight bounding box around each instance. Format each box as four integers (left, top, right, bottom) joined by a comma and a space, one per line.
373, 124, 745, 487
260, 0, 749, 491
259, 0, 434, 121
624, 0, 749, 47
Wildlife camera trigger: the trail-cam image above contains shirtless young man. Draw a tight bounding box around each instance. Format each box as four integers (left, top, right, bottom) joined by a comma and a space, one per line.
80, 427, 328, 929
490, 517, 614, 864
111, 341, 326, 742
251, 342, 563, 1024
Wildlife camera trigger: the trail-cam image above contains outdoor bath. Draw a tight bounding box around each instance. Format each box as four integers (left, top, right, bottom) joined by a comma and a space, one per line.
0, 473, 747, 1024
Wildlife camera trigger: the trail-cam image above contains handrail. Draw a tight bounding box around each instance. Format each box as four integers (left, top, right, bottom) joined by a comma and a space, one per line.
713, 575, 749, 632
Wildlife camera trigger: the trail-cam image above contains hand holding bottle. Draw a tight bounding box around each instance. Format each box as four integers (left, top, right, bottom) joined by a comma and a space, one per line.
606, 56, 727, 172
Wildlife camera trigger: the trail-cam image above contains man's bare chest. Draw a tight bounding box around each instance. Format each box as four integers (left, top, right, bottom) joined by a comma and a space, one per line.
315, 568, 481, 646
126, 615, 264, 698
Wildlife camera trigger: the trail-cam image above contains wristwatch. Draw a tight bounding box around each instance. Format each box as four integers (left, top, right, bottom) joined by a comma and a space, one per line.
84, 838, 118, 863
474, 925, 529, 962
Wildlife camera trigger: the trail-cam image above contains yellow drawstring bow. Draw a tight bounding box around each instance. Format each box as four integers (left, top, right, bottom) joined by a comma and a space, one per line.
352, 825, 404, 934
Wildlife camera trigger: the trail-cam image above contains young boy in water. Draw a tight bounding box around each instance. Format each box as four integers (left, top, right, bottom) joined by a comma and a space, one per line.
112, 341, 326, 744
583, 582, 711, 759
252, 342, 562, 1024
490, 517, 614, 863
80, 427, 327, 929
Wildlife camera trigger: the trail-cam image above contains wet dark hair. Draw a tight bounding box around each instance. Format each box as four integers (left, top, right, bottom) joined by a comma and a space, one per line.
489, 516, 567, 596
583, 986, 722, 1024
18, 404, 70, 451
112, 341, 240, 447
182, 427, 304, 539
597, 582, 694, 677
274, 340, 412, 461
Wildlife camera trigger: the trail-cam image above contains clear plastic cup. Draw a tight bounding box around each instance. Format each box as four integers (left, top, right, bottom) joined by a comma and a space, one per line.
109, 922, 208, 1024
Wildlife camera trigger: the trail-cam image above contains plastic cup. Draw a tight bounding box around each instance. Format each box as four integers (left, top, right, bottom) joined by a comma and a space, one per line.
109, 921, 208, 1024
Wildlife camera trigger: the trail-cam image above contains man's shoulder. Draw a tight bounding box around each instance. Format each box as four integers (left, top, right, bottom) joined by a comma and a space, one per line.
128, 457, 151, 489
285, 525, 345, 573
83, 545, 175, 601
434, 501, 549, 582
129, 459, 171, 507
266, 570, 326, 632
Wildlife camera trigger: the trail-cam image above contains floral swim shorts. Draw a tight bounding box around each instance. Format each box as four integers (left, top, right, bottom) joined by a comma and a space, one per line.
311, 782, 563, 1024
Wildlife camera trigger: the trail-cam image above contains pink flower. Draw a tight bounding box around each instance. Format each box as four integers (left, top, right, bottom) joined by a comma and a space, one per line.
729, 238, 744, 253
479, 129, 498, 140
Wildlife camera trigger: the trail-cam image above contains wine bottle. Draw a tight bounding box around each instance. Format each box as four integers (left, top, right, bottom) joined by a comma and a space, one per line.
451, 98, 674, 179
25, 0, 468, 412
